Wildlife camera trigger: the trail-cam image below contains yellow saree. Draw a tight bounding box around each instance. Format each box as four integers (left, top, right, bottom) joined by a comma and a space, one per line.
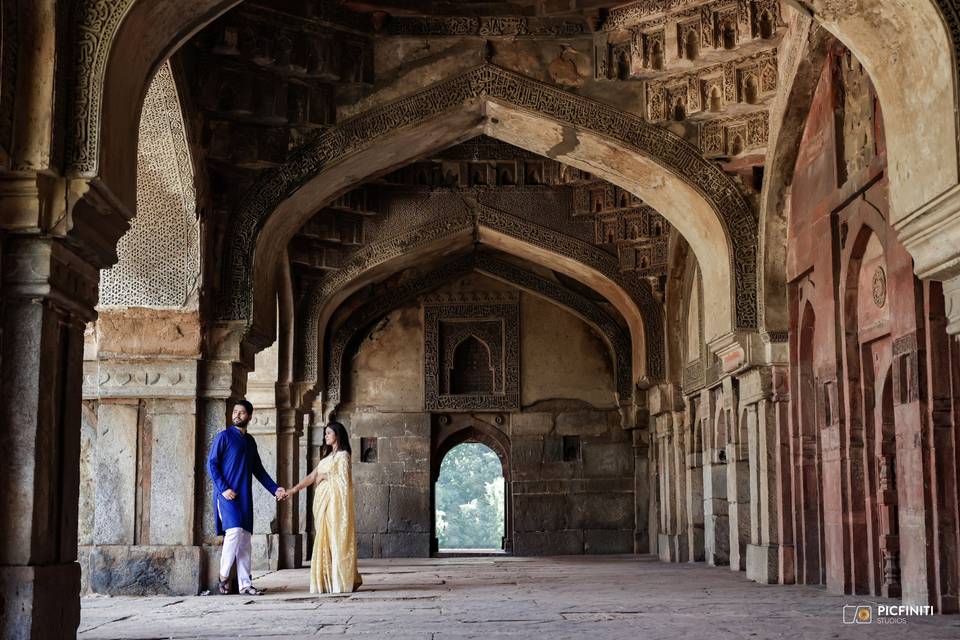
310, 450, 362, 594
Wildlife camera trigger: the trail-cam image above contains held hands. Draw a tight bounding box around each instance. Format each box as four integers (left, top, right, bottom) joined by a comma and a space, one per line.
222, 488, 237, 500
275, 487, 288, 502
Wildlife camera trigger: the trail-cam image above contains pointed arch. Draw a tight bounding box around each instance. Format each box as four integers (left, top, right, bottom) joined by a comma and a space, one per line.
216, 64, 754, 356
321, 252, 634, 419
300, 210, 656, 410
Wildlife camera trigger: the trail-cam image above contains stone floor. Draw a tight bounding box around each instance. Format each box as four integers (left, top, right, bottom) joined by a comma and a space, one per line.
79, 555, 960, 639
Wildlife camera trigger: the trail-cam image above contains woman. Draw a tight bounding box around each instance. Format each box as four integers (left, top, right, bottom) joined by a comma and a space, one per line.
287, 421, 363, 594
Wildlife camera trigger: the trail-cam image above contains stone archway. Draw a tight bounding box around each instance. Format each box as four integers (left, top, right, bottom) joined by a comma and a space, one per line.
321, 252, 633, 422
297, 207, 659, 411
430, 414, 513, 554
218, 64, 752, 353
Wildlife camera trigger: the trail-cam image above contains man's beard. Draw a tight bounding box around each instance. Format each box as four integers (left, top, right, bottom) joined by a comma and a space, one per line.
233, 417, 250, 428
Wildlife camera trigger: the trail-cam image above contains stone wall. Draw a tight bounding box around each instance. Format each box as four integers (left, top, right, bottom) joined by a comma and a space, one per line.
335, 273, 633, 557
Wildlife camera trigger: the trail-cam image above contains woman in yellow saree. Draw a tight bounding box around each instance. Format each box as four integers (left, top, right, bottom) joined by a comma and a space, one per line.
287, 421, 362, 594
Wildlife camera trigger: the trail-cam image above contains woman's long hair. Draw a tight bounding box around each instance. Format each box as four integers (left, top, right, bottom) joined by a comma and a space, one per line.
319, 421, 352, 459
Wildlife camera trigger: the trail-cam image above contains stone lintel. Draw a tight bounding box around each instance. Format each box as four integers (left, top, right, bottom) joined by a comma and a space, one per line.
82, 359, 199, 400
93, 308, 202, 358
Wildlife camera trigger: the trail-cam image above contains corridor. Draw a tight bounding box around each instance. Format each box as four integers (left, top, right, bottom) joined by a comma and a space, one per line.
79, 556, 960, 639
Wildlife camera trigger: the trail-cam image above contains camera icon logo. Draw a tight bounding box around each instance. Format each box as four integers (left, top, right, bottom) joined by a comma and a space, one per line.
843, 605, 873, 624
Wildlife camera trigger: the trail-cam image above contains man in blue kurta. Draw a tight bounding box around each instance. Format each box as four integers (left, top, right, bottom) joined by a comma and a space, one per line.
208, 400, 286, 595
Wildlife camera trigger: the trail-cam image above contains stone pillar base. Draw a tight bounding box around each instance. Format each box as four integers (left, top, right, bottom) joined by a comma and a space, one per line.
280, 533, 304, 569
250, 533, 280, 572
657, 533, 690, 563
746, 543, 782, 584
779, 544, 796, 585
80, 545, 202, 596
0, 563, 81, 640
634, 531, 650, 554
687, 526, 705, 562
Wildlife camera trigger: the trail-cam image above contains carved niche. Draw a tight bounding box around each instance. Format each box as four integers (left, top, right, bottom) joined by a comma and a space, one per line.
423, 293, 520, 412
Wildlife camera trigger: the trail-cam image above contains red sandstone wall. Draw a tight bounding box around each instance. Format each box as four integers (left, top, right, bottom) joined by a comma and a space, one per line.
786, 44, 960, 610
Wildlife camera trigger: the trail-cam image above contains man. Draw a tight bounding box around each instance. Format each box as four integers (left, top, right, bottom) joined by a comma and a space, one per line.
208, 399, 286, 595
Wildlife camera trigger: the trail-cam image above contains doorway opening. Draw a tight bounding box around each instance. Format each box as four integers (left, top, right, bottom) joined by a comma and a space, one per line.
435, 442, 506, 553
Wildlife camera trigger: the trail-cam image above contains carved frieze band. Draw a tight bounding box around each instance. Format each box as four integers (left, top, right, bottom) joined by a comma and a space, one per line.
219, 63, 757, 333
300, 206, 663, 388
82, 359, 199, 399
322, 252, 633, 415
384, 15, 586, 37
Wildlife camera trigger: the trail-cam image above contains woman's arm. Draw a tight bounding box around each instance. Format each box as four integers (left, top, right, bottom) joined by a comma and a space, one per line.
286, 468, 319, 496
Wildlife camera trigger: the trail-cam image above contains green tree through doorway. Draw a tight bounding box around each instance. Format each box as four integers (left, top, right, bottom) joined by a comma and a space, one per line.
436, 443, 505, 550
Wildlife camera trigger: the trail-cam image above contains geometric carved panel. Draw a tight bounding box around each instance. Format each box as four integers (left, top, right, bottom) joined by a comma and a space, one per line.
424, 293, 520, 412
99, 62, 199, 308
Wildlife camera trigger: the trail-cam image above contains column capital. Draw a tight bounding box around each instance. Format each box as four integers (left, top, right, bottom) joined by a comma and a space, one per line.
2, 234, 98, 321
897, 182, 960, 281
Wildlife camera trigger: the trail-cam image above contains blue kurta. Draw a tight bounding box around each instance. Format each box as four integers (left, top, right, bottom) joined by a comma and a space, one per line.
208, 426, 279, 535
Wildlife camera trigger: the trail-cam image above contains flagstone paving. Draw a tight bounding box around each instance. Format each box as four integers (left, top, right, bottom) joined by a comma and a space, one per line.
79, 555, 960, 639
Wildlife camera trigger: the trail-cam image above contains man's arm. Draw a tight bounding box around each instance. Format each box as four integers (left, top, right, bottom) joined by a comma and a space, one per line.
207, 432, 234, 498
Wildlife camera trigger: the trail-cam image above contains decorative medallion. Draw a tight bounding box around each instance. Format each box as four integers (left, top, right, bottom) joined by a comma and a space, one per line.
872, 266, 886, 308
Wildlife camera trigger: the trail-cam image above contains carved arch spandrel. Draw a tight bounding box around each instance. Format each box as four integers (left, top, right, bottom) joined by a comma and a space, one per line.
321, 253, 634, 419
67, 0, 239, 204
219, 63, 755, 349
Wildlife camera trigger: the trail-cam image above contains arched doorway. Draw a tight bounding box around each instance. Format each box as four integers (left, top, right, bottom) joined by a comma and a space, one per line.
430, 414, 512, 555
435, 442, 506, 552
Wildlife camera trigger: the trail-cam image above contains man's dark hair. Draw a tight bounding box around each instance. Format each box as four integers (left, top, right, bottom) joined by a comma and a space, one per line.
234, 399, 254, 415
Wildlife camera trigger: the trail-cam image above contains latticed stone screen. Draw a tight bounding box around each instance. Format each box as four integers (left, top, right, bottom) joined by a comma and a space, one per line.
99, 62, 199, 307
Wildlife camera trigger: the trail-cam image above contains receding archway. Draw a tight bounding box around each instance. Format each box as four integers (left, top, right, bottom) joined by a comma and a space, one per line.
219, 65, 752, 356
430, 414, 513, 554
320, 252, 635, 422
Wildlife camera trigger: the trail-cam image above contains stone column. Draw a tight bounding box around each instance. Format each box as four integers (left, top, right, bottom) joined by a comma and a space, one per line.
0, 236, 97, 639
742, 366, 794, 583
702, 387, 730, 566
633, 422, 651, 554
276, 392, 303, 569
651, 385, 687, 562
246, 343, 280, 571
685, 396, 705, 562
724, 376, 749, 572
79, 310, 203, 595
